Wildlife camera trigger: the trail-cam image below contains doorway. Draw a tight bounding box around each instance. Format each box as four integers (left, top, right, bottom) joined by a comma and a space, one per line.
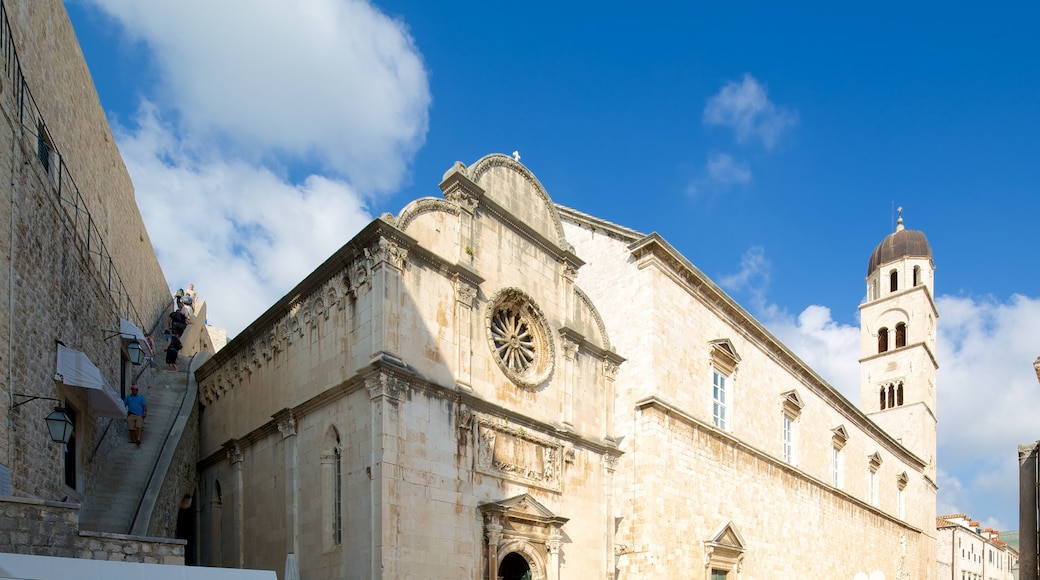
499, 552, 532, 580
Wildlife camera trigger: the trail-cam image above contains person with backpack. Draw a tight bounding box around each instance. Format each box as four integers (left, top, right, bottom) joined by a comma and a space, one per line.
169, 308, 188, 337
165, 331, 182, 371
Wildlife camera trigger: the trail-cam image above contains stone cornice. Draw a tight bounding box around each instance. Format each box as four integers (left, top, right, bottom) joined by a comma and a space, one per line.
633, 395, 927, 532
196, 219, 416, 383
468, 153, 569, 246
858, 340, 939, 370
198, 360, 622, 468
555, 204, 645, 242
625, 233, 928, 466
477, 192, 584, 270
858, 283, 939, 319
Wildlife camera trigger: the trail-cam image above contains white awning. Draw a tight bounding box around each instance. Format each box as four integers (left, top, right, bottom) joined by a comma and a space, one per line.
119, 318, 147, 343
54, 344, 125, 418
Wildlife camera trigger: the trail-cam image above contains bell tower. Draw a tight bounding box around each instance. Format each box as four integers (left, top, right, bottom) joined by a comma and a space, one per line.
859, 209, 938, 480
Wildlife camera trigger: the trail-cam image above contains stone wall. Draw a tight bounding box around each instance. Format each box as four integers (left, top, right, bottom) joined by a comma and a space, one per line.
0, 0, 172, 504
0, 496, 184, 563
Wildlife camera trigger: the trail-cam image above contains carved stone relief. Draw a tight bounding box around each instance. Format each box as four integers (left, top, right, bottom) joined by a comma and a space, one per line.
475, 418, 562, 491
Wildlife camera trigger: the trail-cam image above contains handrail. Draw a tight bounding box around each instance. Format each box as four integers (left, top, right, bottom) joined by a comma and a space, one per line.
129, 352, 198, 535
0, 0, 146, 330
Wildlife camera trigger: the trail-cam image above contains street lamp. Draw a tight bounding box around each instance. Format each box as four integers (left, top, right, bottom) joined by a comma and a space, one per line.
12, 395, 74, 444
104, 330, 145, 366
45, 405, 74, 444
127, 340, 144, 365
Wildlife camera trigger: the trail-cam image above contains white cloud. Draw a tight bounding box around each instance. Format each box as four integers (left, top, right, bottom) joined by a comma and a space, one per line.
84, 0, 430, 193
720, 247, 1040, 528
706, 153, 752, 185
77, 0, 431, 335
704, 73, 797, 149
118, 105, 373, 335
687, 153, 753, 197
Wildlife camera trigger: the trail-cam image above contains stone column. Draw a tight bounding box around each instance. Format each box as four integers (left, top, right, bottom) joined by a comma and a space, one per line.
486, 516, 503, 580
276, 410, 299, 559
547, 526, 563, 580
227, 444, 244, 568
366, 237, 407, 367
559, 335, 578, 431
602, 358, 621, 443
366, 371, 404, 580
208, 482, 222, 567
454, 278, 477, 392
439, 160, 484, 270
1021, 441, 1039, 580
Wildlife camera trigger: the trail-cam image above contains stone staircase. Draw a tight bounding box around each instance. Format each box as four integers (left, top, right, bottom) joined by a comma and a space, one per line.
79, 365, 189, 534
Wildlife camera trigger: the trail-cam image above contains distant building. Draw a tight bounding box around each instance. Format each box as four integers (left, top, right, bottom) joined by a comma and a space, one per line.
936, 514, 1018, 580
196, 154, 939, 578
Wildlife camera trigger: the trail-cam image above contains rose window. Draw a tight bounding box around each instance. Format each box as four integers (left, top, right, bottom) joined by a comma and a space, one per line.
492, 309, 535, 373
486, 288, 554, 389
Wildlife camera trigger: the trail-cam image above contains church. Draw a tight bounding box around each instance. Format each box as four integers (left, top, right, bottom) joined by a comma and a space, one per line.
195, 153, 938, 579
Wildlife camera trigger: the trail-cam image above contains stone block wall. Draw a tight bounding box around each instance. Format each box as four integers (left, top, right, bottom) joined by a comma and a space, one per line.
0, 0, 173, 505
0, 496, 184, 563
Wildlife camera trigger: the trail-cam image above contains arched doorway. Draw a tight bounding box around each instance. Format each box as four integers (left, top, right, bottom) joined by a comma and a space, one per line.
499, 552, 532, 580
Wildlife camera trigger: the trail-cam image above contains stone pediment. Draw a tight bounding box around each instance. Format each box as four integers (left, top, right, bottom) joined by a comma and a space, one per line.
781, 389, 804, 417
832, 424, 850, 449
707, 520, 746, 551
479, 493, 567, 526
704, 521, 745, 572
709, 339, 741, 375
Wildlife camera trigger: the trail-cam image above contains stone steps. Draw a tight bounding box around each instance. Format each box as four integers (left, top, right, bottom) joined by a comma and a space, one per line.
78, 367, 188, 534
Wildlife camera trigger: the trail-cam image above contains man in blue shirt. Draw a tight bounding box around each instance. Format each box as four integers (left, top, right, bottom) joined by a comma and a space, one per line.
123, 384, 147, 446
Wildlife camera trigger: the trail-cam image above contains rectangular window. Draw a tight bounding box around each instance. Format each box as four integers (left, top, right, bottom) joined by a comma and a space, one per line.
897, 486, 905, 519
711, 570, 727, 580
782, 415, 793, 463
713, 370, 728, 430
831, 447, 843, 488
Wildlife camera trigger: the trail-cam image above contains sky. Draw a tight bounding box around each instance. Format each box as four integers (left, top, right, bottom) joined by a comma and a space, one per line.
63, 0, 1039, 533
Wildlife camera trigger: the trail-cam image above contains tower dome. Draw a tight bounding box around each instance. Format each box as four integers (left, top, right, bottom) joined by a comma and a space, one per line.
866, 215, 932, 276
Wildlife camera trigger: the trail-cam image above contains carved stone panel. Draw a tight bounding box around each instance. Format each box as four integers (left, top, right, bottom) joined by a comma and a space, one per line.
475, 418, 561, 491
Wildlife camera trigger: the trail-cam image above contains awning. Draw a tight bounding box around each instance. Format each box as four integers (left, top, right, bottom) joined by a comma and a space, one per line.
119, 318, 152, 357
53, 344, 125, 418
119, 318, 147, 343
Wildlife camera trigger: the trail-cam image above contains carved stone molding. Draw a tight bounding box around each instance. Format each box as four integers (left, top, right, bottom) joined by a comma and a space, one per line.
455, 278, 478, 305
485, 287, 555, 390
603, 361, 620, 380
365, 237, 407, 270
275, 410, 297, 439
227, 445, 243, 465
365, 372, 406, 401
475, 417, 562, 490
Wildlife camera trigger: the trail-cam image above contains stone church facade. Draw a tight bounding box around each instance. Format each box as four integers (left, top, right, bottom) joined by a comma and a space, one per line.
196, 155, 938, 579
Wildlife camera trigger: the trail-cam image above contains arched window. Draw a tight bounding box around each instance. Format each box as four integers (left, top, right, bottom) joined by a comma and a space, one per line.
323, 426, 343, 547
895, 323, 907, 348
878, 327, 889, 353
880, 387, 887, 410
890, 270, 899, 292
896, 382, 904, 406
888, 385, 895, 408
913, 266, 921, 287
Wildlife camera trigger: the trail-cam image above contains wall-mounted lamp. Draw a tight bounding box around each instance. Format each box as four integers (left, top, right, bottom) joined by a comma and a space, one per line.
12, 395, 74, 444
104, 331, 145, 366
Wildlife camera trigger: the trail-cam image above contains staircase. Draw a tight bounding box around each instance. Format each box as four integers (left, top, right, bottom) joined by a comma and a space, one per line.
79, 365, 189, 534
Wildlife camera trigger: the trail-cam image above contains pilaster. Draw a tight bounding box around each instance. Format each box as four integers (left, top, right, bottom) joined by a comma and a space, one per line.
275, 408, 299, 558
364, 370, 406, 580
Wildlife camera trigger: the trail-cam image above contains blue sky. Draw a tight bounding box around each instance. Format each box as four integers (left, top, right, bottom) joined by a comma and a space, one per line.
64, 0, 1039, 533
